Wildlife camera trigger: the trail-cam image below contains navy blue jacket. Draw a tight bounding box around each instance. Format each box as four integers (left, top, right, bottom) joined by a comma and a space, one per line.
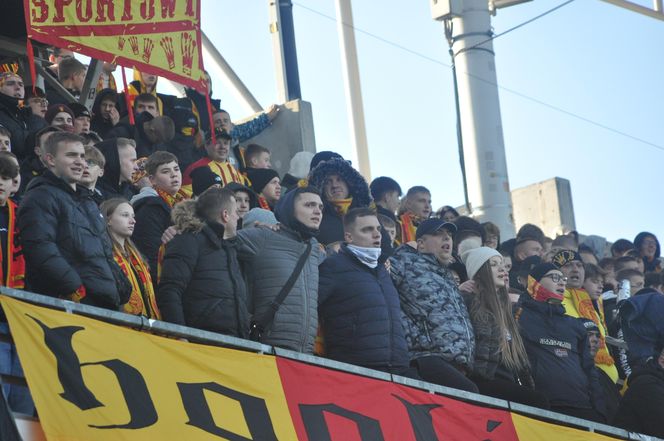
516, 294, 606, 417
318, 245, 410, 371
620, 292, 664, 369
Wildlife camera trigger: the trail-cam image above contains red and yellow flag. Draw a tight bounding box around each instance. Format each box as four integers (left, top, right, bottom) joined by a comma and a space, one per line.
23, 0, 206, 91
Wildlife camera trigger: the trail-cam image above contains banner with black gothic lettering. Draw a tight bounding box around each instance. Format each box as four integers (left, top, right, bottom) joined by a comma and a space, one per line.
23, 0, 206, 91
0, 296, 619, 440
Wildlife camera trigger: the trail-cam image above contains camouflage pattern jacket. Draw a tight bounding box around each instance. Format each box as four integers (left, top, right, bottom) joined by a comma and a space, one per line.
389, 245, 475, 369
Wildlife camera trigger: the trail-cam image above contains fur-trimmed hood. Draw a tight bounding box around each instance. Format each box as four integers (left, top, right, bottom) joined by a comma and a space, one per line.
308, 157, 372, 207
171, 199, 204, 233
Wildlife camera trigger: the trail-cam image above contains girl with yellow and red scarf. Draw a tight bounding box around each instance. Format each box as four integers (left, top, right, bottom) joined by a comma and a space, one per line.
100, 198, 160, 319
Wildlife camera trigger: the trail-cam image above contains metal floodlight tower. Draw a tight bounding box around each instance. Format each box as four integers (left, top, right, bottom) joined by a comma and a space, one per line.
431, 0, 517, 238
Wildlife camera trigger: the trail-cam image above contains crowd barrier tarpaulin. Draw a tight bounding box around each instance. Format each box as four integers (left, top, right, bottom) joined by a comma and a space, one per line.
22, 0, 206, 91
0, 295, 620, 440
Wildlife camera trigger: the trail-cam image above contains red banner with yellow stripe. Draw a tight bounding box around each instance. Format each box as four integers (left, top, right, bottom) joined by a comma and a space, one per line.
0, 296, 618, 440
23, 0, 206, 91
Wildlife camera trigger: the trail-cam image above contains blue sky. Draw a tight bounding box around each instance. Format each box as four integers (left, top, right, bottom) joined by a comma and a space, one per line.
197, 0, 664, 244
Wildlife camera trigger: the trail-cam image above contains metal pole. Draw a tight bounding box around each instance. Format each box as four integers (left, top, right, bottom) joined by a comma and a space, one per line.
446, 0, 515, 237
269, 0, 302, 102
201, 32, 262, 113
334, 0, 371, 181
79, 58, 102, 109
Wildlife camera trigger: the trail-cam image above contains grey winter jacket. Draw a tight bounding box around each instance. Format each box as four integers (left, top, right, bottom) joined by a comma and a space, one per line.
236, 226, 323, 353
389, 245, 475, 369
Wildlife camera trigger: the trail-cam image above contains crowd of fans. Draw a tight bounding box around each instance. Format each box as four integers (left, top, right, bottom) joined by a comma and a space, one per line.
0, 47, 663, 438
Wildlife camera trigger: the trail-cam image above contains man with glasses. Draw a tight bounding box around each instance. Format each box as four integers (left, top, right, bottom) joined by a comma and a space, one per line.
25, 87, 48, 118
0, 72, 47, 160
516, 261, 607, 422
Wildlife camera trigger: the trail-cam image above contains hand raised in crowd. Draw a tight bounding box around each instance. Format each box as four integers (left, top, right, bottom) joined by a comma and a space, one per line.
109, 106, 120, 126
266, 104, 280, 122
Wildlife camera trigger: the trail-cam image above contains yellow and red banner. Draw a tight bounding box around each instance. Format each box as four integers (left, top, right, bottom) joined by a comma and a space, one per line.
23, 0, 206, 91
1, 296, 618, 440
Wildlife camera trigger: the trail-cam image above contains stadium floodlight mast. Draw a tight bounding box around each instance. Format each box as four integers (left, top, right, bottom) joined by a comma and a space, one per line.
430, 0, 527, 239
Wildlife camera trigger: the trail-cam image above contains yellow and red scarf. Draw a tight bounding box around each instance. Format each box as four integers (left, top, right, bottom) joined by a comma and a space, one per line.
330, 197, 353, 217
399, 212, 422, 244
113, 244, 160, 319
0, 200, 24, 289
526, 276, 564, 303
156, 188, 187, 208
258, 195, 272, 211
566, 288, 615, 368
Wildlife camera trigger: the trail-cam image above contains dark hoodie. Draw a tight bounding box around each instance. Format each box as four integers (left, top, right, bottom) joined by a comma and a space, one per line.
106, 111, 157, 158
613, 358, 664, 437
634, 231, 660, 273
91, 88, 119, 139
274, 187, 320, 240
307, 158, 372, 245
95, 138, 138, 201
185, 87, 220, 134
620, 292, 664, 370
0, 92, 46, 160
164, 101, 203, 171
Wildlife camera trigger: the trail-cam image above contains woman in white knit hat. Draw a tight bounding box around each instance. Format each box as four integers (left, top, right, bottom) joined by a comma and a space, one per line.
461, 246, 550, 409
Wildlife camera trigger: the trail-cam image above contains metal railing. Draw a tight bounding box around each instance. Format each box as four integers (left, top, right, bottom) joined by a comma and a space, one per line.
0, 286, 657, 441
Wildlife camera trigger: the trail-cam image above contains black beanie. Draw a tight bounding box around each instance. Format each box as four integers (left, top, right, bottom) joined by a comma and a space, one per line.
529, 262, 558, 282
246, 168, 279, 194
191, 167, 222, 197
309, 151, 343, 171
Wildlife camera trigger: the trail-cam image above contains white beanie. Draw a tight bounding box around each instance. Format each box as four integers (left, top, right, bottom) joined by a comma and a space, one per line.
461, 246, 501, 280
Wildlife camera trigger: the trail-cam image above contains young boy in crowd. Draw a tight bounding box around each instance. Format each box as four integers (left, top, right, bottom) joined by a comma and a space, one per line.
0, 153, 31, 414
377, 213, 397, 247
616, 269, 645, 295
244, 144, 271, 169
246, 168, 280, 210
0, 126, 11, 152
80, 145, 106, 205
132, 151, 185, 283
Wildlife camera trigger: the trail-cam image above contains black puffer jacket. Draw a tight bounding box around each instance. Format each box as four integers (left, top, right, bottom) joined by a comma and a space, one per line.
158, 212, 249, 338
516, 294, 606, 417
308, 158, 372, 245
96, 138, 138, 201
131, 189, 172, 283
318, 245, 409, 371
0, 92, 46, 160
613, 359, 664, 437
18, 171, 130, 309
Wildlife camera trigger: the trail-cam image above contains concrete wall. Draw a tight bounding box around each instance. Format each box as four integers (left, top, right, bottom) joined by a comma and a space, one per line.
511, 177, 576, 238
236, 99, 316, 177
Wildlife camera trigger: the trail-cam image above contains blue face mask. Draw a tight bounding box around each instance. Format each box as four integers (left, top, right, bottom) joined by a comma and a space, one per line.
347, 244, 381, 268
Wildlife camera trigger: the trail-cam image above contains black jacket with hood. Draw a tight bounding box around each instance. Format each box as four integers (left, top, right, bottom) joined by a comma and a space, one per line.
613, 358, 664, 437
307, 158, 373, 246
158, 201, 249, 338
90, 88, 119, 139
131, 188, 172, 284
0, 92, 46, 160
18, 171, 131, 309
95, 138, 138, 201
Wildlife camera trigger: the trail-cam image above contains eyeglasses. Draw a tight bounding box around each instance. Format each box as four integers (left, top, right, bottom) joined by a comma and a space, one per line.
542, 273, 567, 283
29, 98, 48, 106
85, 160, 99, 167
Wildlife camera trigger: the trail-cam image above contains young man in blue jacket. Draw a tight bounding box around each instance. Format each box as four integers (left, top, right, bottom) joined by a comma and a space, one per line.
318, 208, 413, 376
